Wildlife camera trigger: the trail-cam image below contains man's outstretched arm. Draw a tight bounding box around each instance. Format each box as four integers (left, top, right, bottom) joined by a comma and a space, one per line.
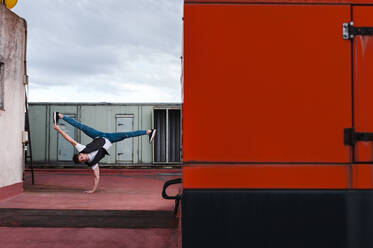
54, 123, 77, 147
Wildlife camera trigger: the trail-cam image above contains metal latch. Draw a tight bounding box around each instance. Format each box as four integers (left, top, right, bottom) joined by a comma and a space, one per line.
343, 22, 373, 39
344, 128, 373, 146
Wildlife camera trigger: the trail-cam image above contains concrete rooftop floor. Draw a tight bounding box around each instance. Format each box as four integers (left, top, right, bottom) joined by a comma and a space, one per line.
0, 168, 182, 248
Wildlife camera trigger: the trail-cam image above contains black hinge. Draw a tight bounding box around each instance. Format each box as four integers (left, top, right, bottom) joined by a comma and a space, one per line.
343, 22, 373, 40
344, 128, 373, 146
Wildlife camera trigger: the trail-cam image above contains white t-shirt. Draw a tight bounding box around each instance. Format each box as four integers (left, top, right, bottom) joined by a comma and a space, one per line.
75, 138, 112, 170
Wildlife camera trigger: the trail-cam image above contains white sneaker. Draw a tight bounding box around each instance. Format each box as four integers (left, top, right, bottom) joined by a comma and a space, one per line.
53, 112, 60, 124
149, 129, 156, 144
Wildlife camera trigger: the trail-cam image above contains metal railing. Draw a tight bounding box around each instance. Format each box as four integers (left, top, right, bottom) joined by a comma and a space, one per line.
162, 178, 182, 215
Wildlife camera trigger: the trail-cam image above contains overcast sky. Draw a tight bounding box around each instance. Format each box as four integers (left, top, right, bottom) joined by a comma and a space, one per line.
12, 0, 183, 103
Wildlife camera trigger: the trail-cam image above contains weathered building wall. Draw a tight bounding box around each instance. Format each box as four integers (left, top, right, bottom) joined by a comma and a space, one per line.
0, 5, 26, 194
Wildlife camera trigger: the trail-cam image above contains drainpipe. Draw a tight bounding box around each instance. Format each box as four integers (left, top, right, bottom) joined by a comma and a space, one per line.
22, 18, 34, 184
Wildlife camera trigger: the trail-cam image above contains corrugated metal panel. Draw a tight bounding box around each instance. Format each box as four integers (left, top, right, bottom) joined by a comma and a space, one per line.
168, 110, 181, 162
154, 109, 167, 162
116, 115, 134, 162
28, 105, 47, 162
153, 108, 182, 164
49, 105, 78, 162
140, 106, 154, 164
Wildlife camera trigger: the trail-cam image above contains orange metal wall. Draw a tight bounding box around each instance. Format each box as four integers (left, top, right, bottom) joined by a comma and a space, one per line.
183, 2, 373, 189
351, 6, 373, 187
183, 4, 351, 163
353, 6, 373, 162
182, 164, 373, 189
185, 0, 373, 3
183, 165, 350, 189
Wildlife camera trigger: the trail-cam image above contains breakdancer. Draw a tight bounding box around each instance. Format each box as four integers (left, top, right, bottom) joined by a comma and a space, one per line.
53, 112, 156, 194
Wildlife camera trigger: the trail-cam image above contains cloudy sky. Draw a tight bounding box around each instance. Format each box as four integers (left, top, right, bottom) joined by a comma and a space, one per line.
12, 0, 183, 103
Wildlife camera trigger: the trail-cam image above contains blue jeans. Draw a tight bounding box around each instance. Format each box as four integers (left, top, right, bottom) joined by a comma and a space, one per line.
62, 116, 147, 143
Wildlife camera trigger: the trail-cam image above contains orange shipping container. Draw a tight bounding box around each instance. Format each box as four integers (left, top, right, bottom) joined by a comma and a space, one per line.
182, 1, 373, 247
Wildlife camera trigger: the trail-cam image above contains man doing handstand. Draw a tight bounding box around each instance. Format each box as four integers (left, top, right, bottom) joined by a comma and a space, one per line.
52, 112, 156, 194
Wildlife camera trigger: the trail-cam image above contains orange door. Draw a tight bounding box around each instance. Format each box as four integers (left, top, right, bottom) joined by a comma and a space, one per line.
353, 6, 373, 163
351, 6, 373, 188
183, 4, 352, 163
